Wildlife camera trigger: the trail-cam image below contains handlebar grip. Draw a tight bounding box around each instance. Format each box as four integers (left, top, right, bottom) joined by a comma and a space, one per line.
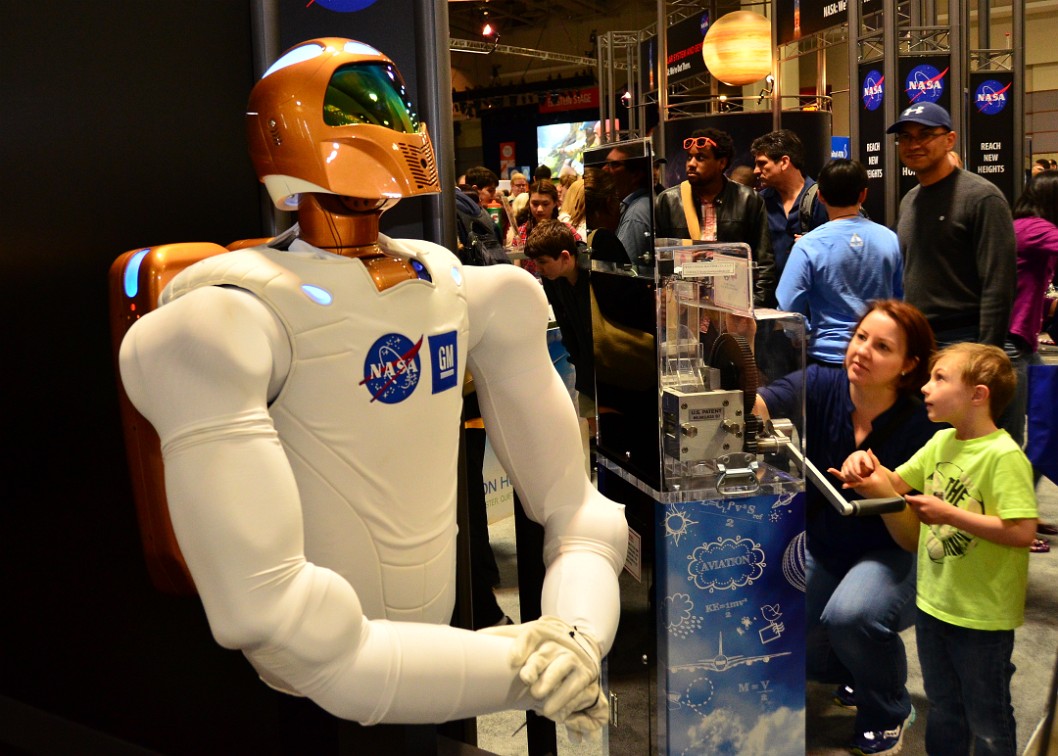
848, 497, 906, 516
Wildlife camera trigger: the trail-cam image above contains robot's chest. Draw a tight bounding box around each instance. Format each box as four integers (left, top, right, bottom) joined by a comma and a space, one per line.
276, 280, 469, 420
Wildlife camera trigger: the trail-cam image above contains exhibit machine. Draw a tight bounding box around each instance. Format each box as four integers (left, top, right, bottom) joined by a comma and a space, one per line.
593, 235, 904, 754
590, 236, 797, 755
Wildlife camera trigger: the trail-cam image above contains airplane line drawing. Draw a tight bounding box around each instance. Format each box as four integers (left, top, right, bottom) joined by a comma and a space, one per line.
668, 632, 792, 673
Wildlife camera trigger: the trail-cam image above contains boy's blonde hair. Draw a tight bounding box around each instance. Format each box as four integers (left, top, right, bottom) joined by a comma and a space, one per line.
932, 343, 1016, 420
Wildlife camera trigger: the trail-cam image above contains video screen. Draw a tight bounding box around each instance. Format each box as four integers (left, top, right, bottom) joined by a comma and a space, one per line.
536, 121, 605, 178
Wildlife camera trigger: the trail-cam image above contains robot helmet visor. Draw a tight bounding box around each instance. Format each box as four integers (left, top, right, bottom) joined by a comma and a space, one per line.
324, 62, 420, 133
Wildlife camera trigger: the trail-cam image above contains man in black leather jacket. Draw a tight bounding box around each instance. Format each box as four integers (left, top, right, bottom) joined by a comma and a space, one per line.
655, 128, 776, 307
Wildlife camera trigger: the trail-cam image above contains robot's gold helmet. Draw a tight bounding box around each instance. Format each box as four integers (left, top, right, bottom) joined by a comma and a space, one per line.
247, 38, 441, 210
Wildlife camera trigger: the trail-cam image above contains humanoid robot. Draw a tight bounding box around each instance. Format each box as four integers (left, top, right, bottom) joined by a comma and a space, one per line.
117, 38, 627, 734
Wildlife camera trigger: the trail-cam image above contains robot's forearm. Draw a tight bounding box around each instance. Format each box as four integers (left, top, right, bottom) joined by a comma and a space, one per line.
162, 426, 536, 724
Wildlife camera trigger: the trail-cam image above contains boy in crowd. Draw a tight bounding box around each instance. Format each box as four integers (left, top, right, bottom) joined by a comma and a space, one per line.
524, 220, 594, 419
831, 343, 1037, 756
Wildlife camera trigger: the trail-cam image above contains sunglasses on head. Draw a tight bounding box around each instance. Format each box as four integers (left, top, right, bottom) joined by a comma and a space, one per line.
684, 136, 718, 151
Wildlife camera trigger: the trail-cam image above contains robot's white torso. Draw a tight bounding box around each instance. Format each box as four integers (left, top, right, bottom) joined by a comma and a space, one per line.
120, 233, 626, 723
162, 238, 468, 623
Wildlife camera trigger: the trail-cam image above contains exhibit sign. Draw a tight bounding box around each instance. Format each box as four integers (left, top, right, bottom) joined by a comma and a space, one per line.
898, 54, 952, 198
538, 87, 599, 113
656, 493, 807, 755
967, 71, 1016, 203
640, 35, 659, 95
498, 141, 517, 178
666, 11, 711, 86
857, 64, 888, 221
776, 0, 880, 46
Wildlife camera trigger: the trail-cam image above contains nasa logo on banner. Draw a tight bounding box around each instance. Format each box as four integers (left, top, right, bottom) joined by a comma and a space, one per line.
975, 79, 1012, 115
862, 70, 884, 112
905, 63, 949, 104
361, 332, 423, 404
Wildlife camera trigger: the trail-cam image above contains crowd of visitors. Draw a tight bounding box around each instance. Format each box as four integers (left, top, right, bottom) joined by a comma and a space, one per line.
459, 101, 1056, 756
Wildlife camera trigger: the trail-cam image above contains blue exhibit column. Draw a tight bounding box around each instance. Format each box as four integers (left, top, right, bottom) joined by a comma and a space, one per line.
655, 492, 806, 755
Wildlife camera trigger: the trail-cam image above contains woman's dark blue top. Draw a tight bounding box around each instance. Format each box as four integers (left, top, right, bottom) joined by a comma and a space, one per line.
758, 365, 942, 572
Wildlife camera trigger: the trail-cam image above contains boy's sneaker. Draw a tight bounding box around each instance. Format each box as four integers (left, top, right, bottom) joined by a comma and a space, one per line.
833, 684, 856, 709
849, 706, 916, 756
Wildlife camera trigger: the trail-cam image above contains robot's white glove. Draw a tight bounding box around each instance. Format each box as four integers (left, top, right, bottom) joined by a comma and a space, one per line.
481, 615, 606, 738
560, 689, 609, 743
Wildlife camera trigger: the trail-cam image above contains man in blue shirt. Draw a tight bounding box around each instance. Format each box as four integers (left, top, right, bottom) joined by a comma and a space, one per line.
751, 129, 830, 278
778, 159, 903, 364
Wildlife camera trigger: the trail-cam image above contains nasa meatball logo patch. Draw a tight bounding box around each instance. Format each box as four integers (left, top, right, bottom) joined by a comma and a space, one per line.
360, 333, 423, 404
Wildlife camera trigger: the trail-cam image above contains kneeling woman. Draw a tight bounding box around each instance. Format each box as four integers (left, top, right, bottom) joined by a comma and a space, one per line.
755, 300, 940, 755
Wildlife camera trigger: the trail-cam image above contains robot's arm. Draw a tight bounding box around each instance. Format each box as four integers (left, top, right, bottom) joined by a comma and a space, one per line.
463, 265, 628, 654
119, 285, 532, 724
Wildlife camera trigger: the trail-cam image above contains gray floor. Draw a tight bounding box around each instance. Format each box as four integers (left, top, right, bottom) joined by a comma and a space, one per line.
476, 343, 1058, 756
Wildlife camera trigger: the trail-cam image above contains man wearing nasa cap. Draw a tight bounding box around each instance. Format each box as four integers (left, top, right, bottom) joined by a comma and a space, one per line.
889, 101, 1021, 437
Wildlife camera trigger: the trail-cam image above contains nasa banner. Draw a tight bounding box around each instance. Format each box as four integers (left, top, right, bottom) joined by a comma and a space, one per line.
968, 71, 1016, 203
898, 55, 952, 197
666, 11, 711, 86
775, 0, 880, 46
858, 64, 888, 222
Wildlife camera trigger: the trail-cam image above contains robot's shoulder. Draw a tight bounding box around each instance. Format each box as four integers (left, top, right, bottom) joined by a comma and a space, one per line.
162, 247, 292, 306
378, 234, 459, 267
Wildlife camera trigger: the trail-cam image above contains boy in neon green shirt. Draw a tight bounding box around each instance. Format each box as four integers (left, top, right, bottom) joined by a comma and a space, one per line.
830, 343, 1037, 755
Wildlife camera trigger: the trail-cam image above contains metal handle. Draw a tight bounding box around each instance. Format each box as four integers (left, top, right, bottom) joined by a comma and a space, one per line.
782, 440, 904, 517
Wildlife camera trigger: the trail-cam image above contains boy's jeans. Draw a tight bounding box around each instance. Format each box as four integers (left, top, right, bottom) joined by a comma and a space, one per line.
915, 610, 1017, 756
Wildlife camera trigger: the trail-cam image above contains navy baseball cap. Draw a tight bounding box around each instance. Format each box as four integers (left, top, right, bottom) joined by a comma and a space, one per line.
886, 102, 953, 133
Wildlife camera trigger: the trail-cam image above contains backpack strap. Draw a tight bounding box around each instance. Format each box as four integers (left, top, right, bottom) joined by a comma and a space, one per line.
798, 182, 820, 234
680, 180, 701, 240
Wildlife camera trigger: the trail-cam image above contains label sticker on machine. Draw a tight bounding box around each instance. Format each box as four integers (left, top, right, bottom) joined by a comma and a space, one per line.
679, 260, 738, 278
689, 407, 724, 421
624, 528, 643, 582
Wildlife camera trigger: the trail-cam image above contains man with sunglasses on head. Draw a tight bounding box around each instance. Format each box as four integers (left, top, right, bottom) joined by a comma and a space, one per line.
654, 128, 775, 306
891, 102, 1024, 443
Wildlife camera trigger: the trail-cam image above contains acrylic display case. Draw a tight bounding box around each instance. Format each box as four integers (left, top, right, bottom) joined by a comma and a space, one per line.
601, 241, 809, 756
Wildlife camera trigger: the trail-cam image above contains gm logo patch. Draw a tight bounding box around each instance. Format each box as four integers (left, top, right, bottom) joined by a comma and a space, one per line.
360, 333, 423, 404
429, 331, 459, 394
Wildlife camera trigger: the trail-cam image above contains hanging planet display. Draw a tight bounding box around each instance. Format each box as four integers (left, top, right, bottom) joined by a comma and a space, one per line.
701, 11, 773, 87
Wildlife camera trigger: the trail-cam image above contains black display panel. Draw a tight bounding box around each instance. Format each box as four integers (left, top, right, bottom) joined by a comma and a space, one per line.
968, 71, 1017, 203
776, 0, 881, 46
897, 54, 953, 198
858, 63, 889, 221
658, 110, 833, 187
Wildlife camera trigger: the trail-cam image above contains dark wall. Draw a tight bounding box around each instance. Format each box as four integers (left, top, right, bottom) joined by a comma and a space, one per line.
659, 110, 834, 186
275, 0, 435, 241
0, 2, 304, 753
